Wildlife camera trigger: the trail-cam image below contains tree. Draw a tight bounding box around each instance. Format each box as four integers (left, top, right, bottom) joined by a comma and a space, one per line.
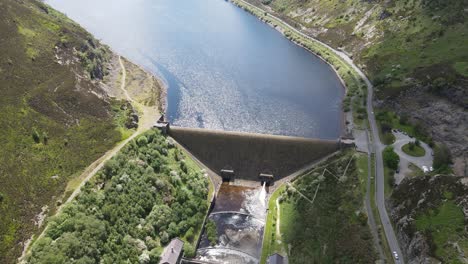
185, 227, 195, 242
137, 135, 148, 147
433, 144, 452, 170
383, 146, 399, 170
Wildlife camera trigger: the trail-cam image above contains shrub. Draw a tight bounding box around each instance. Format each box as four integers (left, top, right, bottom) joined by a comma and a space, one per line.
32, 128, 40, 143
383, 146, 399, 170
433, 144, 452, 170
205, 220, 218, 246
42, 132, 49, 145
137, 136, 148, 146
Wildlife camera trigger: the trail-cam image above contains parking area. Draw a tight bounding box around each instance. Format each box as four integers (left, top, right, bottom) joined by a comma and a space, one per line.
391, 130, 434, 184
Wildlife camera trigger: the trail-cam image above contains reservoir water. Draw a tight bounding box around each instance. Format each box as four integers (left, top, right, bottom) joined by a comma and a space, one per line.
45, 0, 344, 138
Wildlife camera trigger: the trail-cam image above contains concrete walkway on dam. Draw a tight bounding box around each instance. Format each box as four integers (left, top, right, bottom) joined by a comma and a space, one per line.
168, 126, 341, 185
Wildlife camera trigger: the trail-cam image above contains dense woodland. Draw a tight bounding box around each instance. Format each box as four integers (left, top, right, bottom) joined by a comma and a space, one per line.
28, 130, 210, 263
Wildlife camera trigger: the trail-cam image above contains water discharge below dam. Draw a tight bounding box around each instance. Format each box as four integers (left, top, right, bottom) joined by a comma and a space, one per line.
197, 183, 267, 263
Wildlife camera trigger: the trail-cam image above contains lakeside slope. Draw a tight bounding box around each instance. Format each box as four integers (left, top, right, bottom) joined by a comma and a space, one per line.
0, 0, 163, 262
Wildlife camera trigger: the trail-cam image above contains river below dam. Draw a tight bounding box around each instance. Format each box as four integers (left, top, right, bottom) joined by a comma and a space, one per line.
197, 183, 267, 263
46, 0, 345, 139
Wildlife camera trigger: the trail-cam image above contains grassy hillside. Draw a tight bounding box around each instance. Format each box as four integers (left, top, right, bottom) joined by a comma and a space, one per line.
251, 0, 467, 95
27, 130, 211, 263
389, 176, 468, 263
244, 0, 467, 174
261, 151, 376, 263
0, 0, 132, 262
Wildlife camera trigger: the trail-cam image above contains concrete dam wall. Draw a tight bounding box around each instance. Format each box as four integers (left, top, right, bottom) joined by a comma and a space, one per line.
169, 127, 339, 183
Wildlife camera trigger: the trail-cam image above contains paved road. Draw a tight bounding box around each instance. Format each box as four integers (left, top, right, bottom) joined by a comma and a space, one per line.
392, 131, 433, 184
363, 129, 385, 259
235, 0, 405, 262
392, 131, 433, 170
366, 78, 405, 264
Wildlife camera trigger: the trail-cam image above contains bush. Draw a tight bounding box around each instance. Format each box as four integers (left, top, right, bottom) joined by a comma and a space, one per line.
205, 220, 218, 246
184, 243, 196, 258
433, 144, 452, 170
383, 146, 399, 170
137, 136, 148, 146
42, 132, 49, 145
32, 128, 40, 143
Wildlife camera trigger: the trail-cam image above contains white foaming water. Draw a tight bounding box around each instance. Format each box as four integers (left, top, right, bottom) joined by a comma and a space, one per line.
259, 182, 266, 208
242, 184, 267, 221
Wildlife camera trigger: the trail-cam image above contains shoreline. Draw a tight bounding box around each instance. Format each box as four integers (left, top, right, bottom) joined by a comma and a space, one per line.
230, 0, 366, 137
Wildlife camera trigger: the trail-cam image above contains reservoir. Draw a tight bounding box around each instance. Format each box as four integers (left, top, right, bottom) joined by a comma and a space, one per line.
46, 0, 345, 139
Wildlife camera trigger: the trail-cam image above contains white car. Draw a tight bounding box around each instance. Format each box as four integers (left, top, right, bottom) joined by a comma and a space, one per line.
430, 166, 434, 172
422, 166, 429, 173
393, 251, 399, 260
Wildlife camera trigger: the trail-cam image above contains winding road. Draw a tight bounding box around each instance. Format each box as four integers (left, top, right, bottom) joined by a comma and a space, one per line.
234, 0, 404, 262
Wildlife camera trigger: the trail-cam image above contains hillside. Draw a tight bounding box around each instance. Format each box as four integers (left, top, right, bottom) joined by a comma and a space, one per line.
389, 175, 468, 263
245, 0, 467, 175
26, 130, 211, 263
261, 151, 377, 263
0, 0, 162, 262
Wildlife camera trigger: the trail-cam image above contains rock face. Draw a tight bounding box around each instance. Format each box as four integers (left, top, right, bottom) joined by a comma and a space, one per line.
388, 175, 468, 263
383, 85, 468, 175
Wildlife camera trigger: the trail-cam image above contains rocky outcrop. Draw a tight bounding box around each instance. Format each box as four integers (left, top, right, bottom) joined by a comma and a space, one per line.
388, 175, 468, 263
382, 86, 468, 175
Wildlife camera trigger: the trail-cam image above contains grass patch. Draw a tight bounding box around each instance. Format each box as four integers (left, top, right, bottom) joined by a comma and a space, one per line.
402, 143, 426, 157
415, 200, 465, 262
376, 110, 432, 144
355, 153, 369, 198
383, 166, 394, 197
453, 61, 468, 77
260, 184, 287, 263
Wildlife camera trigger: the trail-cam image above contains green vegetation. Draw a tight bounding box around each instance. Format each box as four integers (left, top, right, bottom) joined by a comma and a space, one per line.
402, 142, 426, 157
375, 110, 433, 145
383, 146, 399, 171
261, 151, 376, 263
355, 153, 368, 197
433, 143, 452, 172
383, 147, 399, 194
415, 201, 465, 262
0, 0, 138, 261
28, 130, 210, 263
260, 184, 287, 263
391, 176, 468, 263
453, 61, 468, 77
205, 219, 218, 246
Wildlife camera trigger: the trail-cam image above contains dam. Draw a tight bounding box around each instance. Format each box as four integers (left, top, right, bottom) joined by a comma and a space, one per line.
169, 126, 340, 185
43, 0, 349, 262
155, 121, 346, 263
